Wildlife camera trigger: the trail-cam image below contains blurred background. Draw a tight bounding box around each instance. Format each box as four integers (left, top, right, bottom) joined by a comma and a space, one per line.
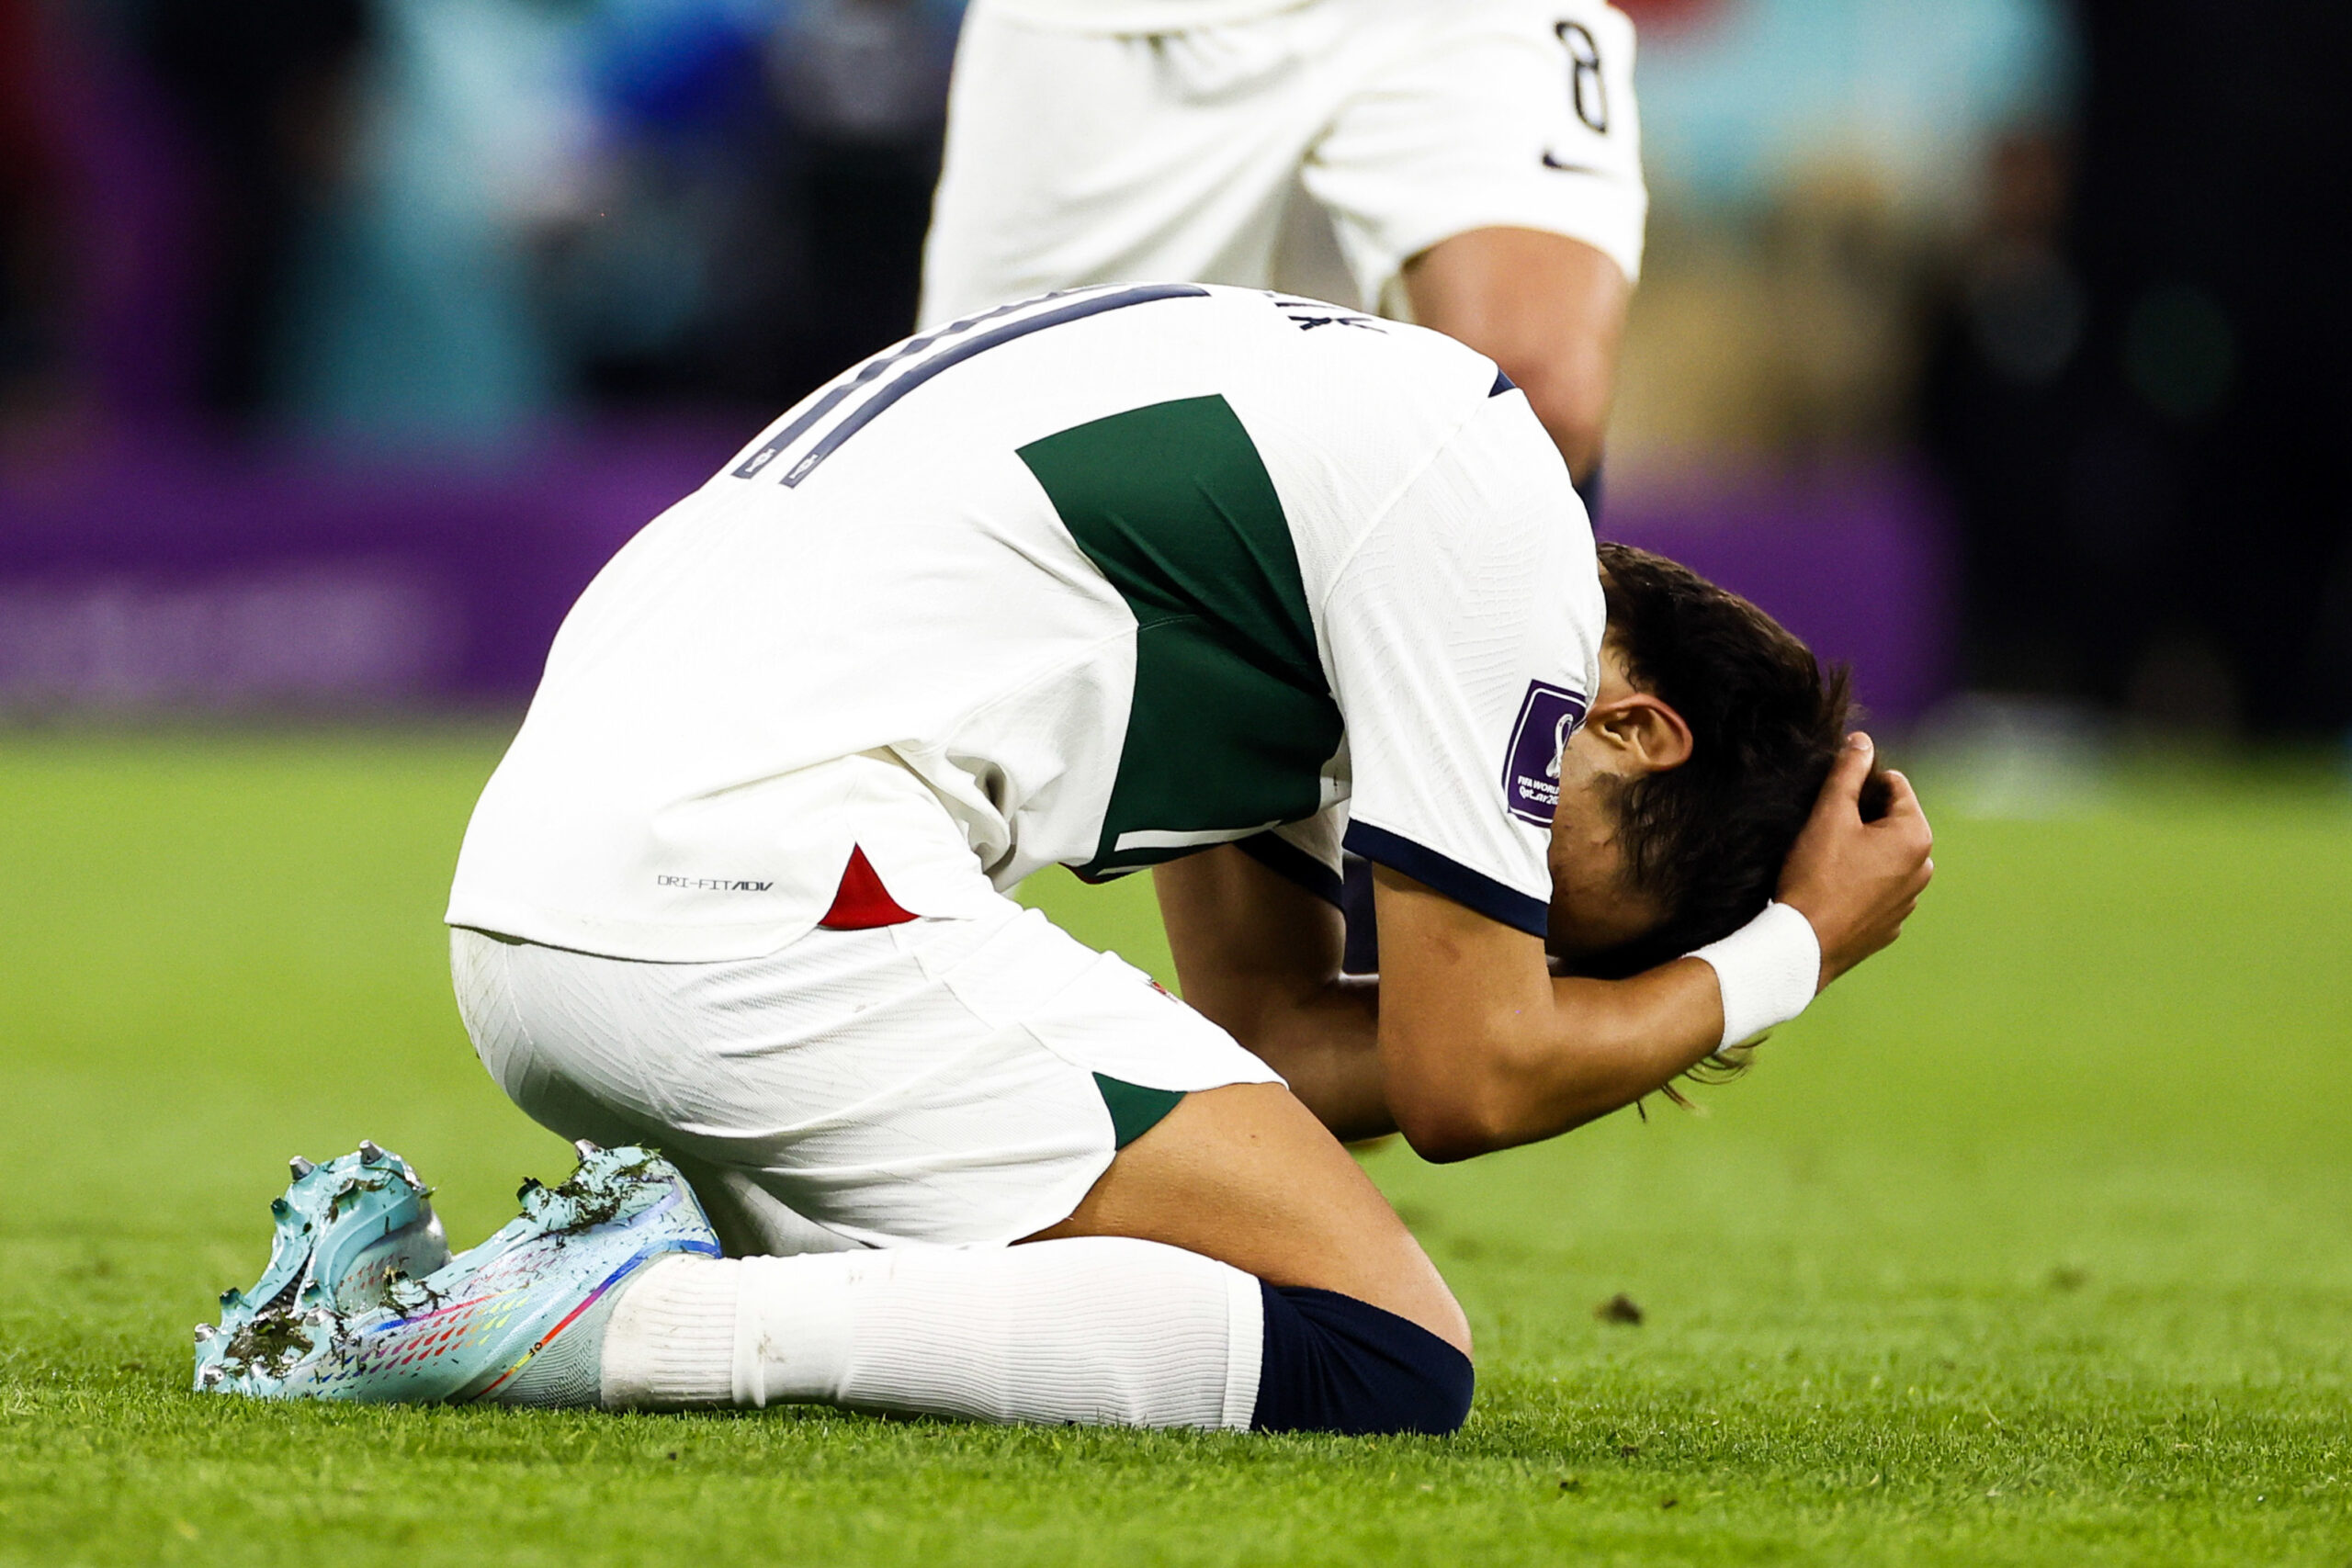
1, 0, 2346, 775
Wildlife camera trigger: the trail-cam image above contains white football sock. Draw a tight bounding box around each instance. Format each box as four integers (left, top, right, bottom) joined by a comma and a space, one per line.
600, 1237, 1263, 1430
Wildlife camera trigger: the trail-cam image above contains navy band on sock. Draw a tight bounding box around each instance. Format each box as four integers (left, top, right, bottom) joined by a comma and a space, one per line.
1251, 1283, 1473, 1436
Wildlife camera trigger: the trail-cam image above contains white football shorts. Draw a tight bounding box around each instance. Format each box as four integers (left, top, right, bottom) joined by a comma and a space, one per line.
920, 0, 1646, 325
451, 897, 1280, 1257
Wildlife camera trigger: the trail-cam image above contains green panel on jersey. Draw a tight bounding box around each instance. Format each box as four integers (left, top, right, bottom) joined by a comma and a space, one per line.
1092, 1074, 1187, 1148
1017, 395, 1343, 875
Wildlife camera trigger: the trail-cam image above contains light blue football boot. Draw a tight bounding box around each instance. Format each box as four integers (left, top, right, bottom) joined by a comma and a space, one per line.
193, 1141, 449, 1368
195, 1142, 720, 1406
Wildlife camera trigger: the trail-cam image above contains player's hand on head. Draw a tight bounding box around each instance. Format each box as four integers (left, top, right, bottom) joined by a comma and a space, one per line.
1774, 733, 1934, 988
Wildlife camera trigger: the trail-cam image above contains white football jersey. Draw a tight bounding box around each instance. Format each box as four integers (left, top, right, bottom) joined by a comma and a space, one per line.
447, 285, 1604, 961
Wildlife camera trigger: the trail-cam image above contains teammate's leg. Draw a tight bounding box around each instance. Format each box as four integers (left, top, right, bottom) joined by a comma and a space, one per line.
1403, 227, 1629, 487
1300, 0, 1645, 488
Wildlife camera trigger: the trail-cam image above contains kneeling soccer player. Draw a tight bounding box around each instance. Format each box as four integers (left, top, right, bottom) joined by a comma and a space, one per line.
197, 284, 1931, 1433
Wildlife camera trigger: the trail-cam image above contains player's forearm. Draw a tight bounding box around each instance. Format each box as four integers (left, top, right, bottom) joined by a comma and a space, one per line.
1154, 846, 1393, 1136
1179, 957, 1390, 1140
1222, 977, 1392, 1143
1385, 960, 1727, 1161
1525, 962, 1728, 1135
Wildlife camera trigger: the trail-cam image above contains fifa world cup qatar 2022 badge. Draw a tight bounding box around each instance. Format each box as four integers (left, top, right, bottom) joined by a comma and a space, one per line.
1501, 681, 1589, 827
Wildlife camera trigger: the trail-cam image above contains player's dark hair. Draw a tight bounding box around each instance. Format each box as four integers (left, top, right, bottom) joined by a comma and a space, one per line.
1570, 542, 1879, 985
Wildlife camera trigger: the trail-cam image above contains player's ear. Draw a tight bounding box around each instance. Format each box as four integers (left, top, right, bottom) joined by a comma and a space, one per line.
1586, 691, 1693, 777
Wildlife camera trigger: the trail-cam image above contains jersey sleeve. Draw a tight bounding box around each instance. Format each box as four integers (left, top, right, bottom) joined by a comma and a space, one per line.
1320, 392, 1604, 937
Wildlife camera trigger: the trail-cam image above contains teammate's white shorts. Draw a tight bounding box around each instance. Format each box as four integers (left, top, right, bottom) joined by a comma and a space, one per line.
450, 900, 1280, 1258
920, 0, 1646, 326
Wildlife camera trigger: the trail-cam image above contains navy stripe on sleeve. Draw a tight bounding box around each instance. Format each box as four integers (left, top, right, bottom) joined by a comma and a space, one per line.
1341, 821, 1549, 938
1235, 831, 1345, 910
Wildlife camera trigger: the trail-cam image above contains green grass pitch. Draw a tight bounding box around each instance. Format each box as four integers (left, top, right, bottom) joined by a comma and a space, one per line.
2, 728, 2348, 1566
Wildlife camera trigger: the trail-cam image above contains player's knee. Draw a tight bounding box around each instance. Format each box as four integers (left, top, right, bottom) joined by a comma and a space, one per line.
1251, 1282, 1476, 1437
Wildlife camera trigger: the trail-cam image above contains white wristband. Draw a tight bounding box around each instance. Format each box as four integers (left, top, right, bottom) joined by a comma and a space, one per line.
1688, 901, 1822, 1049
